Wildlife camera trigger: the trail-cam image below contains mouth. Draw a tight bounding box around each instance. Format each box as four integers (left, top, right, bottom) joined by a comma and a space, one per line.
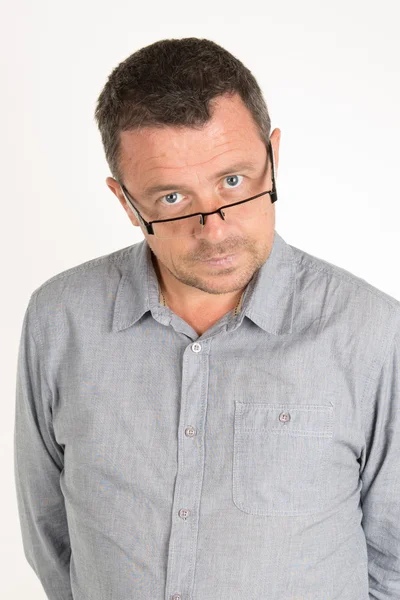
201, 253, 237, 267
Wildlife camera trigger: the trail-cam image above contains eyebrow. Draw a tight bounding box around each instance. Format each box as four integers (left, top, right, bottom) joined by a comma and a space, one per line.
141, 161, 259, 201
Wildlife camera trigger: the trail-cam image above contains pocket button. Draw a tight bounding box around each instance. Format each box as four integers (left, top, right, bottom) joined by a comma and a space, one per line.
279, 411, 291, 423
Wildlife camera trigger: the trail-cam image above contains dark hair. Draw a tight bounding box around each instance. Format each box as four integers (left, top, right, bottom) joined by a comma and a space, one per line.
94, 37, 271, 184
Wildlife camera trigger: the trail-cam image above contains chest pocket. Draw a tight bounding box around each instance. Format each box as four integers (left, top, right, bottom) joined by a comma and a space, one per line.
232, 401, 334, 516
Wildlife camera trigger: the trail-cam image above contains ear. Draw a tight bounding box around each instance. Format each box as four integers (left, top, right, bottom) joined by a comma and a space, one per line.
270, 128, 281, 173
106, 177, 141, 228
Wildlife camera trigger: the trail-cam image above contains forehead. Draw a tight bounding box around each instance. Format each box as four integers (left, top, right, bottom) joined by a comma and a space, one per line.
118, 93, 264, 184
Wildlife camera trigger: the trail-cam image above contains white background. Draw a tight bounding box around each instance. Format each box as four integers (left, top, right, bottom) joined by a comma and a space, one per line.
2, 0, 399, 596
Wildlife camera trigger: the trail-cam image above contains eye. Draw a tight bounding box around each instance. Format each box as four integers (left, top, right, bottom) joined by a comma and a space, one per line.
158, 174, 244, 208
222, 174, 244, 188
159, 192, 184, 207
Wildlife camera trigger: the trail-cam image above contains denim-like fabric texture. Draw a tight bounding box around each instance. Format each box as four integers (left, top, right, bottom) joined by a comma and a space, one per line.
14, 230, 400, 600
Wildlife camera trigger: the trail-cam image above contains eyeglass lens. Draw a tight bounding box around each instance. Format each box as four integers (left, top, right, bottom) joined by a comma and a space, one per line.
152, 193, 271, 239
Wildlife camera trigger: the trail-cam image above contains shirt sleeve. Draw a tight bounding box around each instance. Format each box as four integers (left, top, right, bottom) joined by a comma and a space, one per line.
360, 315, 400, 598
13, 294, 73, 600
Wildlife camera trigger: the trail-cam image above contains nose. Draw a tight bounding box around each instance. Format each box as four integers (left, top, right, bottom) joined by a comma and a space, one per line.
200, 207, 227, 227
195, 207, 230, 241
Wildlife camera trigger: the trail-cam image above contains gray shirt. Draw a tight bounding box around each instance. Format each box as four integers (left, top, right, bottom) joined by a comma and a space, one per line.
14, 230, 400, 600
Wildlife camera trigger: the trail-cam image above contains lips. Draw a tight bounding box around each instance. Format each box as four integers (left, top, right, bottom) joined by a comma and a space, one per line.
202, 254, 233, 261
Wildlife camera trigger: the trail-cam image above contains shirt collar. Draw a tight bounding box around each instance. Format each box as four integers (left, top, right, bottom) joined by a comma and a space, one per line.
112, 229, 297, 336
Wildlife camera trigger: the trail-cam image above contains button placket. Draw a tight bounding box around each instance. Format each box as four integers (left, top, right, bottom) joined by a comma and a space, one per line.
166, 339, 207, 599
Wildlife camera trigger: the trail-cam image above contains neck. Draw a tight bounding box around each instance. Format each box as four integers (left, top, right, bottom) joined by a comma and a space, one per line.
159, 284, 244, 316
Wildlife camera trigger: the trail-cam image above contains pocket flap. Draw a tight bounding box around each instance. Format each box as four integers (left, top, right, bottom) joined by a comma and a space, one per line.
235, 401, 334, 438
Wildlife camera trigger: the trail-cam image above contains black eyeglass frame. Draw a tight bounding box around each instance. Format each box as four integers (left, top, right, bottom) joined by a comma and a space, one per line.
117, 139, 277, 236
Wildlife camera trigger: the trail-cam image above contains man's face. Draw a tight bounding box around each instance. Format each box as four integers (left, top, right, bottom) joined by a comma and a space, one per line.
107, 93, 280, 298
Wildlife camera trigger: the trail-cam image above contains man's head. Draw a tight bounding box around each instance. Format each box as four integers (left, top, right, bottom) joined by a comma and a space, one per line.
95, 38, 280, 303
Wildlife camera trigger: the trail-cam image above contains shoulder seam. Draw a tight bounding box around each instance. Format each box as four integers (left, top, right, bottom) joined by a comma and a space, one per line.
28, 291, 54, 401
30, 245, 134, 298
360, 306, 400, 422
290, 246, 400, 311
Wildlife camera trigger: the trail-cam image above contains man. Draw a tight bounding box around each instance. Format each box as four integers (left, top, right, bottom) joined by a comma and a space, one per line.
14, 37, 400, 600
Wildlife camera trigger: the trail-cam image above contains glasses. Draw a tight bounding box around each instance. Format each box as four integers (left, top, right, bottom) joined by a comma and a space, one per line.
118, 139, 278, 240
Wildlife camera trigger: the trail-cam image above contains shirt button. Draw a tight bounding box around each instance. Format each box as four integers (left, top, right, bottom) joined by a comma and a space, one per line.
279, 411, 291, 423
171, 595, 182, 600
178, 508, 190, 520
191, 342, 202, 353
185, 426, 196, 437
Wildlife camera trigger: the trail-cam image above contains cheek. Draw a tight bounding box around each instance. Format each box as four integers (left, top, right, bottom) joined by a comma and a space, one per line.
148, 241, 178, 273
256, 204, 275, 234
